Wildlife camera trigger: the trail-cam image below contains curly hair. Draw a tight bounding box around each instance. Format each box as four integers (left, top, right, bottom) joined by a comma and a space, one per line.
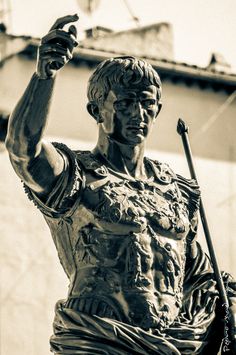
87, 56, 162, 107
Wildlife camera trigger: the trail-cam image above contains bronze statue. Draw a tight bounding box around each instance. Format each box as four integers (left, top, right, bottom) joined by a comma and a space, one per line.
5, 15, 236, 354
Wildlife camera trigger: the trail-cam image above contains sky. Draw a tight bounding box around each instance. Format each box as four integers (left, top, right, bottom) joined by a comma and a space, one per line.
2, 0, 236, 70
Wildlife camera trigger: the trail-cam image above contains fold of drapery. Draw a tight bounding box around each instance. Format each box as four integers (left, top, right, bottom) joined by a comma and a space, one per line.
50, 241, 224, 355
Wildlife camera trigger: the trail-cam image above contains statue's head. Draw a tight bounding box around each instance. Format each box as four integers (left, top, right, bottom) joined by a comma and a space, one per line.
87, 56, 162, 145
87, 56, 162, 107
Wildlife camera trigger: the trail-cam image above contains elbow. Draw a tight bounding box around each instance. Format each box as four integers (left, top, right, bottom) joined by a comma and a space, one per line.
5, 135, 32, 183
5, 133, 22, 159
5, 133, 30, 165
5, 132, 14, 154
5, 112, 15, 153
5, 132, 16, 157
5, 119, 18, 155
5, 125, 38, 160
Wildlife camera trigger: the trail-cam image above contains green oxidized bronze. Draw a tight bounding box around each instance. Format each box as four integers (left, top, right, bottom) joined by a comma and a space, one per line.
6, 15, 236, 355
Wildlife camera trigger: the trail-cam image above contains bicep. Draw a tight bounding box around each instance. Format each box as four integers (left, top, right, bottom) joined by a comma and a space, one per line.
9, 139, 65, 195
23, 142, 83, 217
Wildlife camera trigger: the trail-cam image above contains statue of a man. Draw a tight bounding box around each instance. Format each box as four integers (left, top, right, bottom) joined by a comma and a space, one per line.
5, 15, 236, 354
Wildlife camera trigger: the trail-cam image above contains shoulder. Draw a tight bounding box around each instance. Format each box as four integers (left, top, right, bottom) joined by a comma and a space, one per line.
52, 145, 110, 186
25, 142, 87, 217
145, 157, 176, 184
52, 141, 78, 163
175, 173, 200, 218
52, 142, 100, 174
146, 157, 200, 217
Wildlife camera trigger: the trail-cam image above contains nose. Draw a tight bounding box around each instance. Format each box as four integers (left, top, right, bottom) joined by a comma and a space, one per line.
133, 102, 144, 121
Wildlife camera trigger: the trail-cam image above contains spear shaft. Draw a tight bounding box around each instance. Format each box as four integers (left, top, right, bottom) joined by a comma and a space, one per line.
177, 118, 228, 307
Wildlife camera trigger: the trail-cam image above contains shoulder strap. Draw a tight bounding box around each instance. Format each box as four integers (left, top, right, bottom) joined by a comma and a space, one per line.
145, 157, 176, 185
75, 150, 109, 178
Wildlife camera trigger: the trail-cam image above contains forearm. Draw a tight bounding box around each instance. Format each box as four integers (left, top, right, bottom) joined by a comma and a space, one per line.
5, 15, 78, 193
6, 72, 55, 160
5, 73, 63, 193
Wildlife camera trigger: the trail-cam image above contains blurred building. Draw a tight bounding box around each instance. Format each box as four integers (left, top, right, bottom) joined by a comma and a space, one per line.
1, 21, 236, 355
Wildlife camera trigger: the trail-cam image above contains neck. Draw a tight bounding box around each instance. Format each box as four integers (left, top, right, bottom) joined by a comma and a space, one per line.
93, 129, 146, 178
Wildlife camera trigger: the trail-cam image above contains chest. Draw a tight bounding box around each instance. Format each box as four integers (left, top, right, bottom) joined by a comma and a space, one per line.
81, 174, 190, 240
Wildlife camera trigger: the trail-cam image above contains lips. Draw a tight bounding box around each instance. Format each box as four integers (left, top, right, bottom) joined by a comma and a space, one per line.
127, 125, 146, 135
128, 127, 143, 131
127, 124, 146, 130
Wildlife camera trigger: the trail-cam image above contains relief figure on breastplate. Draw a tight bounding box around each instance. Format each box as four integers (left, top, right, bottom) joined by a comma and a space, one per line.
6, 14, 236, 355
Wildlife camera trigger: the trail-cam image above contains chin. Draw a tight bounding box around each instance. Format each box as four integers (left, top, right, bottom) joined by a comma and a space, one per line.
126, 135, 146, 145
111, 133, 146, 146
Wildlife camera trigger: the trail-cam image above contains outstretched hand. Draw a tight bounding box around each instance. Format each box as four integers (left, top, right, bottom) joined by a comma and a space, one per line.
36, 14, 79, 79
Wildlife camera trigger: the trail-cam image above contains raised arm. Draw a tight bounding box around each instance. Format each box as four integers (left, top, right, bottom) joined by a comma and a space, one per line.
5, 14, 78, 195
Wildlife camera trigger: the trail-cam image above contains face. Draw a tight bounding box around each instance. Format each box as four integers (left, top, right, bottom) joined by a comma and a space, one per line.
99, 84, 161, 145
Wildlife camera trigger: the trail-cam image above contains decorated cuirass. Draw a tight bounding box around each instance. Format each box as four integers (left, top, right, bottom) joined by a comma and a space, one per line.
37, 148, 200, 331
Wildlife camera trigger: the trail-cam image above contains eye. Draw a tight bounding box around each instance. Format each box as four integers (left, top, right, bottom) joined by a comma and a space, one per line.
114, 99, 135, 110
142, 99, 156, 108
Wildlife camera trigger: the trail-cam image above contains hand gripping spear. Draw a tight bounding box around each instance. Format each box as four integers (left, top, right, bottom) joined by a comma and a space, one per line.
177, 118, 228, 309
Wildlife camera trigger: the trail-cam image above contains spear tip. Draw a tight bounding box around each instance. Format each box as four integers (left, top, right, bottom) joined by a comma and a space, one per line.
177, 118, 189, 135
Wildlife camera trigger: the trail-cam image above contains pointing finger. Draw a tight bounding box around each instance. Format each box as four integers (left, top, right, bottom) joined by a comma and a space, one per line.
68, 24, 77, 38
50, 14, 79, 31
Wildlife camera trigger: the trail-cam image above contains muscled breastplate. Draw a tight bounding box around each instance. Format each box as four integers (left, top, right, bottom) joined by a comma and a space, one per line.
52, 151, 199, 331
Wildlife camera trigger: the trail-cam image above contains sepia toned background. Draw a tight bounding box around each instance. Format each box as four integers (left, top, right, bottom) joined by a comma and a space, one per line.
1, 1, 236, 354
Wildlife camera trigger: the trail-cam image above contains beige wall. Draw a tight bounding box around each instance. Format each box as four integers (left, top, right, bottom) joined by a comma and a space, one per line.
1, 55, 236, 354
82, 22, 174, 61
1, 55, 236, 162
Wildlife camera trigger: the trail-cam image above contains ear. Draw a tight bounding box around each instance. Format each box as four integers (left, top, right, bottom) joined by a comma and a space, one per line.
156, 102, 162, 117
153, 102, 162, 124
87, 102, 103, 123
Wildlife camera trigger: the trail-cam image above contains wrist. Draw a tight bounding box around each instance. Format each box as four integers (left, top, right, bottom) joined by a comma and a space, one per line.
36, 60, 57, 80
35, 70, 55, 81
34, 71, 55, 81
